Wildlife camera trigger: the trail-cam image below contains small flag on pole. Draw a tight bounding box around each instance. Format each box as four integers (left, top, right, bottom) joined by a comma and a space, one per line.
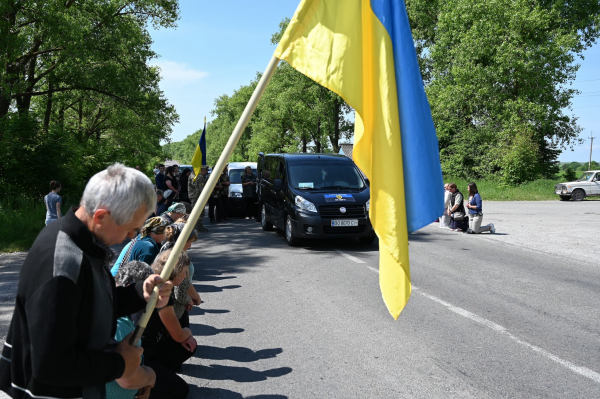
275, 0, 445, 319
191, 117, 207, 180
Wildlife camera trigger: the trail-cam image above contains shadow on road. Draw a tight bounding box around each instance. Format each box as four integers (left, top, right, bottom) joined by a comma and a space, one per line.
188, 385, 287, 399
199, 345, 283, 363
186, 364, 292, 383
191, 323, 244, 337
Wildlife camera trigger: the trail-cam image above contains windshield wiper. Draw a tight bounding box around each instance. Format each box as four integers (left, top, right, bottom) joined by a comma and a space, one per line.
319, 185, 355, 190
296, 187, 316, 190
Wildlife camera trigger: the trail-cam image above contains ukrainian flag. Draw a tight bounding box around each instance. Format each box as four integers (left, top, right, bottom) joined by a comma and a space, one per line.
191, 118, 207, 180
275, 0, 444, 318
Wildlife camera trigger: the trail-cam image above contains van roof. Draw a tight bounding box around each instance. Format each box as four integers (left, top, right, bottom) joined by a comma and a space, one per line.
265, 153, 350, 162
228, 162, 257, 169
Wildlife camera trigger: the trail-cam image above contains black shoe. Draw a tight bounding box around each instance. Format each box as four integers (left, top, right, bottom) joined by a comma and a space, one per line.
466, 229, 474, 234
210, 219, 216, 224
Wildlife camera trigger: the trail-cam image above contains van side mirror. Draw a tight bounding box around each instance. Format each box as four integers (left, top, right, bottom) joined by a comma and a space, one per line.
365, 178, 370, 187
274, 179, 283, 192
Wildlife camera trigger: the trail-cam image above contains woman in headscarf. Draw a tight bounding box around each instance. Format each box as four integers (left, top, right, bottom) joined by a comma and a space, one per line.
160, 223, 200, 328
111, 217, 170, 276
160, 202, 187, 225
128, 217, 170, 265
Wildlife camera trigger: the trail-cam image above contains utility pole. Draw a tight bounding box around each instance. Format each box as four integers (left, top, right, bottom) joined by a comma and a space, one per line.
589, 132, 595, 171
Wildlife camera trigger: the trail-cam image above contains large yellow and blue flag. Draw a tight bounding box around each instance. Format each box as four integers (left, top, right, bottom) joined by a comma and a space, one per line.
191, 117, 207, 180
275, 0, 444, 318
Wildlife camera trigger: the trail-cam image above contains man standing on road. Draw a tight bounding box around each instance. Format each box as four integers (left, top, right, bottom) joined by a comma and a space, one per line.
188, 165, 210, 232
218, 166, 230, 221
0, 164, 173, 399
155, 164, 166, 191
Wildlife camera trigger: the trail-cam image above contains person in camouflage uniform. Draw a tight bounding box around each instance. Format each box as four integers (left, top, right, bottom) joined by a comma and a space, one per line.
188, 166, 210, 232
218, 166, 230, 221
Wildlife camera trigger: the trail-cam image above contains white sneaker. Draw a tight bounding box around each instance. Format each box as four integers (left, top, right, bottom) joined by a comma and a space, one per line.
490, 223, 495, 234
245, 216, 250, 220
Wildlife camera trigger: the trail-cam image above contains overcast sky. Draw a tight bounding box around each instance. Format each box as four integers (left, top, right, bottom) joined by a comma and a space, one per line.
150, 0, 600, 162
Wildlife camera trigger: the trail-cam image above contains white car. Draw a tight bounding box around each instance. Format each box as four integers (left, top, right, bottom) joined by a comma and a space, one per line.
555, 170, 600, 201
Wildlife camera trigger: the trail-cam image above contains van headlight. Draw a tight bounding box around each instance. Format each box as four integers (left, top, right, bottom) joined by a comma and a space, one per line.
230, 192, 242, 198
295, 195, 317, 213
366, 199, 370, 212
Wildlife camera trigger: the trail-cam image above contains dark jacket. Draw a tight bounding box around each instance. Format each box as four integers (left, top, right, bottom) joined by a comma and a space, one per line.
0, 208, 147, 399
155, 173, 166, 191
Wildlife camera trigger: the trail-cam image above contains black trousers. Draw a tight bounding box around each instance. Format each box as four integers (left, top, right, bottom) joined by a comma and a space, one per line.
145, 358, 189, 399
244, 197, 255, 218
144, 337, 196, 372
219, 196, 228, 219
208, 196, 223, 221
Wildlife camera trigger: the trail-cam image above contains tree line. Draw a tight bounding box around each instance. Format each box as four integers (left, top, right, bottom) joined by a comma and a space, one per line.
168, 2, 599, 185
1, 0, 180, 200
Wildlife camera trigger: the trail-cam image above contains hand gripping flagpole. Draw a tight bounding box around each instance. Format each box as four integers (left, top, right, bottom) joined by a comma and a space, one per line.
130, 56, 281, 346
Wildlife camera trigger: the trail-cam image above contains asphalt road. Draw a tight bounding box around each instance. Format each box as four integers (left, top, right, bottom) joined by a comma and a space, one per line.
0, 201, 598, 398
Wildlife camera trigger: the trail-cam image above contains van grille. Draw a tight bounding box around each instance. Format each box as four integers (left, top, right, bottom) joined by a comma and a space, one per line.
322, 226, 367, 234
319, 205, 366, 218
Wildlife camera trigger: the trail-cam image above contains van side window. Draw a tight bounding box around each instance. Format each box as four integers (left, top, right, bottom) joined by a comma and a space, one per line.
278, 161, 286, 182
263, 158, 275, 183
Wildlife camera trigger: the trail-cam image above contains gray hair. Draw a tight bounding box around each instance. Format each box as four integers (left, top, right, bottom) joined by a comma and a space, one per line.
81, 163, 155, 225
115, 261, 153, 287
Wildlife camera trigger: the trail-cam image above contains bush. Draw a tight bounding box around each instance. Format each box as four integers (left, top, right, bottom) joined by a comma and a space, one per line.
563, 167, 577, 182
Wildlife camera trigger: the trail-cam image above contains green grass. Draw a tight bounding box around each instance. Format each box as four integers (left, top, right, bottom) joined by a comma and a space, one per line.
0, 197, 46, 253
445, 178, 560, 201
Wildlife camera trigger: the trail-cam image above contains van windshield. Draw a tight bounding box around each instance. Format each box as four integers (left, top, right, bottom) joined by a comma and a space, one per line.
229, 169, 256, 184
288, 161, 365, 190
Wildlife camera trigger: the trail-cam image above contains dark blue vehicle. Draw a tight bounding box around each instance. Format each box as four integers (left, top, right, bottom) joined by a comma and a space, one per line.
257, 152, 375, 246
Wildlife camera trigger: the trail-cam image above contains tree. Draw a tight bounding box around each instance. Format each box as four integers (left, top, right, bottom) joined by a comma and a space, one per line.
406, 0, 599, 183
0, 0, 180, 197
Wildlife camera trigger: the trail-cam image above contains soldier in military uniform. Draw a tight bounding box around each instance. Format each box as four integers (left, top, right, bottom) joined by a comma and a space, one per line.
188, 165, 210, 232
218, 166, 231, 221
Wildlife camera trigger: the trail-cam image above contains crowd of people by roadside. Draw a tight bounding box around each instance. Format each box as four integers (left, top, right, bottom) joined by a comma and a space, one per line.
11, 164, 213, 399
439, 182, 495, 234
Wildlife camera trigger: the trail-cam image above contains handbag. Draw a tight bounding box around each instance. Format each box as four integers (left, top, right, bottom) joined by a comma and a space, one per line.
452, 211, 465, 221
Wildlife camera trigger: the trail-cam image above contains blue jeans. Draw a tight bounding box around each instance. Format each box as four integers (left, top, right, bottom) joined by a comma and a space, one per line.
45, 218, 57, 226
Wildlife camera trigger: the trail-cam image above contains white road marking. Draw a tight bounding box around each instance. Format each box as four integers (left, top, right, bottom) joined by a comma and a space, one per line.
336, 250, 365, 264
358, 260, 600, 384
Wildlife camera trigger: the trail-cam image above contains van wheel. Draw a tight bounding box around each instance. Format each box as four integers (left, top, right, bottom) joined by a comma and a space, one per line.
261, 205, 273, 231
285, 215, 299, 246
359, 235, 376, 246
571, 189, 585, 201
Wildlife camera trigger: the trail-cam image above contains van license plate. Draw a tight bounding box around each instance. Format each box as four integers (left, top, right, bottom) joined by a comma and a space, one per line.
331, 220, 358, 227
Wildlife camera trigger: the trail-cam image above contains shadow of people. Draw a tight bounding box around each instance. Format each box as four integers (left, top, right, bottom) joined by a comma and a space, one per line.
199, 345, 283, 363
191, 323, 244, 336
189, 385, 288, 399
189, 307, 230, 316
186, 364, 292, 383
195, 284, 242, 293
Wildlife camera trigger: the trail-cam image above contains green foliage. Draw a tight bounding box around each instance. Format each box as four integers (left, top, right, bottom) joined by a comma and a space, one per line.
563, 167, 577, 182
0, 0, 180, 200
406, 0, 599, 183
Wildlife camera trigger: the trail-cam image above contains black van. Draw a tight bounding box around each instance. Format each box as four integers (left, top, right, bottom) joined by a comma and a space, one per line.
257, 153, 376, 246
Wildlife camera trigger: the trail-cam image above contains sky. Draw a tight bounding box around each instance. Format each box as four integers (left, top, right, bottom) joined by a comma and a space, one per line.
149, 0, 600, 163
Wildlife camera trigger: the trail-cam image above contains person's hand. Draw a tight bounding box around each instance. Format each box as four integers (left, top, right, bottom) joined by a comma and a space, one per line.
136, 386, 152, 399
192, 296, 201, 306
180, 335, 197, 352
143, 275, 173, 308
135, 367, 155, 399
115, 332, 143, 379
186, 299, 194, 311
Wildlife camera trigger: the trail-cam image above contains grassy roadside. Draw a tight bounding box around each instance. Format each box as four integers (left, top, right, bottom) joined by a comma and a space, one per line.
445, 178, 560, 201
0, 198, 46, 253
